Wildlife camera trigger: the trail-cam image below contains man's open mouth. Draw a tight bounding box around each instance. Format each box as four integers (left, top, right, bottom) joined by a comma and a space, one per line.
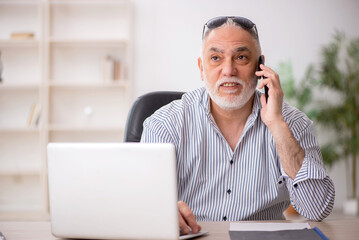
221, 82, 240, 87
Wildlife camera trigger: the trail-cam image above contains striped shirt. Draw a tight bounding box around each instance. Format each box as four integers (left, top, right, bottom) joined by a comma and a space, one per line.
141, 87, 335, 221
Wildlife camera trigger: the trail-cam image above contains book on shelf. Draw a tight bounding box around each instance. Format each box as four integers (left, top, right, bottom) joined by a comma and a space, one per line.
10, 32, 35, 40
114, 60, 121, 81
28, 103, 41, 127
103, 55, 122, 83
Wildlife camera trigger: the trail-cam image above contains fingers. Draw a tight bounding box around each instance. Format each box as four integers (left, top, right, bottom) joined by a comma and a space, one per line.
260, 93, 267, 107
256, 64, 276, 76
256, 64, 283, 100
257, 77, 269, 90
178, 201, 201, 235
256, 64, 281, 89
178, 212, 190, 234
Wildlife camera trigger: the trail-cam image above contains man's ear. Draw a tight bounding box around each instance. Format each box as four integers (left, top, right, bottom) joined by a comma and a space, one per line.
198, 57, 204, 81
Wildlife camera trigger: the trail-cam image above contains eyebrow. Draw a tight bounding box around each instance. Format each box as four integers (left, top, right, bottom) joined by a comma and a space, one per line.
209, 47, 224, 54
208, 46, 251, 54
233, 46, 251, 53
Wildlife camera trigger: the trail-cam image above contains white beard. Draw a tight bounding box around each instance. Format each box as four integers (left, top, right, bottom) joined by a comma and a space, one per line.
204, 74, 257, 110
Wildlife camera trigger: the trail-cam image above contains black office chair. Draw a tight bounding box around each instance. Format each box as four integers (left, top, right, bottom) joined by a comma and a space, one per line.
124, 91, 185, 142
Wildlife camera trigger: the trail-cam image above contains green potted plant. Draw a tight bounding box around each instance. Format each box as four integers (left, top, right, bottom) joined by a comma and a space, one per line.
279, 32, 359, 215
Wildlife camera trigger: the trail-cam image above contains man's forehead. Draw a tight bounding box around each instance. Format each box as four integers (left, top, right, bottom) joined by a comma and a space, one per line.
203, 26, 257, 54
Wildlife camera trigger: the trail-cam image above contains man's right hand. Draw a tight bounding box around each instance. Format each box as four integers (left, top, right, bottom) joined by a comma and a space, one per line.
178, 201, 201, 235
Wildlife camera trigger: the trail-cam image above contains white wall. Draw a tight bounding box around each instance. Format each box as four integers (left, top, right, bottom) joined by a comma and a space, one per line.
131, 0, 359, 210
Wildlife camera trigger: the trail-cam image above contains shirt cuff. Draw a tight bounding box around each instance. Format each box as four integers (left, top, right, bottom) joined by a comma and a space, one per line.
281, 150, 328, 185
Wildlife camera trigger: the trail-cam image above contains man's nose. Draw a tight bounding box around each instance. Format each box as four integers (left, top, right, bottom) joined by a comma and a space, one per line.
222, 59, 237, 76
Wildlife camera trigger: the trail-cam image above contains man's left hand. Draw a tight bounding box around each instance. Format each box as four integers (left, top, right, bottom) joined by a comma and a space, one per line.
256, 64, 285, 127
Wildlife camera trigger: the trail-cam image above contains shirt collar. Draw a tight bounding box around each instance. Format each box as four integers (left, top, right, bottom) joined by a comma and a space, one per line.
252, 90, 262, 114
199, 87, 211, 115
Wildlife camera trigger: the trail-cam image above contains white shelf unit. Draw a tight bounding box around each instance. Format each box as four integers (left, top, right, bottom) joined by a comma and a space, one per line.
0, 0, 133, 220
0, 0, 45, 220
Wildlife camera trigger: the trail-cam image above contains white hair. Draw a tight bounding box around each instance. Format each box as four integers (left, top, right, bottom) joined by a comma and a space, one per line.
201, 18, 262, 56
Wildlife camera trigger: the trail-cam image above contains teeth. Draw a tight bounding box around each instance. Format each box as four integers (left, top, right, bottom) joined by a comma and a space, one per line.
223, 83, 236, 87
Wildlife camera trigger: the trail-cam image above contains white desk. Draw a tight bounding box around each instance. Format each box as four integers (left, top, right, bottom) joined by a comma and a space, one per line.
1, 218, 359, 240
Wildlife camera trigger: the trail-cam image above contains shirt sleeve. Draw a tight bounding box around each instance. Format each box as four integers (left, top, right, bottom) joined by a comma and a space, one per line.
140, 117, 174, 143
281, 119, 335, 221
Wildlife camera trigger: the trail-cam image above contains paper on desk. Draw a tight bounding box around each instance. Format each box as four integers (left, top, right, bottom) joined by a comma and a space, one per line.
230, 222, 311, 231
179, 230, 208, 240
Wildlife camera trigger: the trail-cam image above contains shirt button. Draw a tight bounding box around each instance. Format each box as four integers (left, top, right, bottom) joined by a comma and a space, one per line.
294, 183, 298, 188
230, 160, 234, 165
223, 216, 227, 221
227, 189, 231, 194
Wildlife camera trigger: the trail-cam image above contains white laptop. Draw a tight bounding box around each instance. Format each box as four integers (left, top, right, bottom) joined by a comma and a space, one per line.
48, 142, 183, 240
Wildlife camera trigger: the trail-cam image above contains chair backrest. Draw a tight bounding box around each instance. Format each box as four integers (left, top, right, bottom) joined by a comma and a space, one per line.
124, 91, 185, 142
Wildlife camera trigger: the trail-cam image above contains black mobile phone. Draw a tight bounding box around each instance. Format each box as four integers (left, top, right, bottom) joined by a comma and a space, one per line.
258, 56, 269, 102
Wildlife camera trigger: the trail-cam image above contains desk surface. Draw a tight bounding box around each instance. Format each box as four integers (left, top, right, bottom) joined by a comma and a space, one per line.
1, 219, 359, 240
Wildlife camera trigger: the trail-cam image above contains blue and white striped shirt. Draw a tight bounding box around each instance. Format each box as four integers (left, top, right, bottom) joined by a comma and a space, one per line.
141, 87, 335, 221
